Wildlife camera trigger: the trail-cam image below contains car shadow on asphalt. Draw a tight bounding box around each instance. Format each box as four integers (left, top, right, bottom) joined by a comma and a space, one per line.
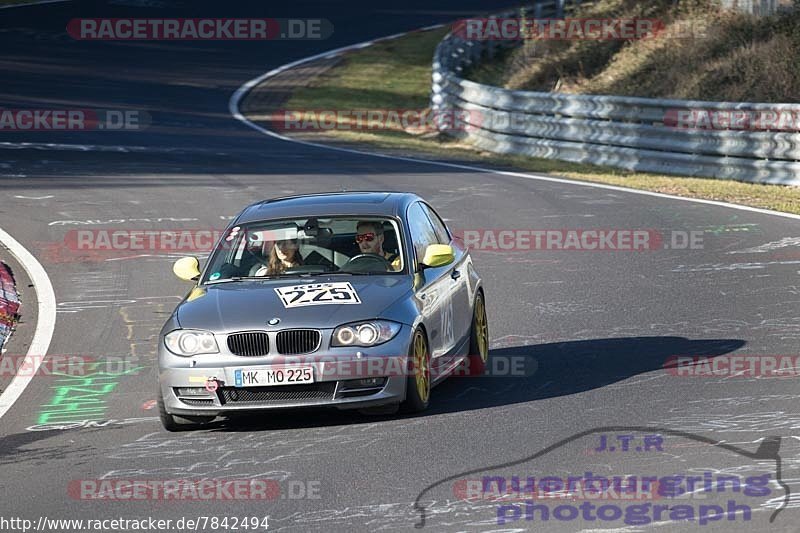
426, 335, 745, 415
210, 335, 744, 432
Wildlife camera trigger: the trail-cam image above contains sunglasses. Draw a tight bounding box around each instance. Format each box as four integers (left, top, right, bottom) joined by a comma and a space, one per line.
355, 232, 376, 244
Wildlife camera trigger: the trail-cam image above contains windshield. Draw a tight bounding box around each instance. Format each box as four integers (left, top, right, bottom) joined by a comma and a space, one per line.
201, 216, 405, 283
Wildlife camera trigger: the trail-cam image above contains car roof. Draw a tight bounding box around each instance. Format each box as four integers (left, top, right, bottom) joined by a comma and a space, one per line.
234, 191, 422, 224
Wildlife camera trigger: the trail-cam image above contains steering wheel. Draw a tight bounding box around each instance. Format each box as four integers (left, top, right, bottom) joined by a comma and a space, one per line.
343, 254, 392, 272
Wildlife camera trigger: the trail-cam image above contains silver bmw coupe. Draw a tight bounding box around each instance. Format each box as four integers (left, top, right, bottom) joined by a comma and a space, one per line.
156, 192, 488, 430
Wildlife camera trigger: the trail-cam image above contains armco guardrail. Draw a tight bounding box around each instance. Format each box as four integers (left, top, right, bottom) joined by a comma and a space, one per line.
431, 2, 800, 185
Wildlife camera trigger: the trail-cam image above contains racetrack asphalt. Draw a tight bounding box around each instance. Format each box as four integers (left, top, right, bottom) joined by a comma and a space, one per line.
0, 1, 799, 531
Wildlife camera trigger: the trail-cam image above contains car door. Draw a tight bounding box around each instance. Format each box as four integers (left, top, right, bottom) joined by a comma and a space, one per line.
406, 202, 450, 371
421, 202, 472, 354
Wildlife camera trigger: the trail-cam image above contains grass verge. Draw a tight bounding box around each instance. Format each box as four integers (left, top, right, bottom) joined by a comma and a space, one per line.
282, 27, 800, 215
467, 0, 800, 103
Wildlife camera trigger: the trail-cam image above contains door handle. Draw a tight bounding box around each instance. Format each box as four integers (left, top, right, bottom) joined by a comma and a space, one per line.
451, 270, 461, 280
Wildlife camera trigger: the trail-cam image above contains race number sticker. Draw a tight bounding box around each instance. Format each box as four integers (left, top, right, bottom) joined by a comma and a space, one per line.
274, 282, 361, 308
441, 299, 454, 349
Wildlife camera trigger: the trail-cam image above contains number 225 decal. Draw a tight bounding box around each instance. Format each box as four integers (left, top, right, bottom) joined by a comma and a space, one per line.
274, 282, 361, 308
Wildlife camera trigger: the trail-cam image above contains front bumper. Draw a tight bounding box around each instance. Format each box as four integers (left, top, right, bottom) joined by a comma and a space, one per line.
157, 326, 412, 417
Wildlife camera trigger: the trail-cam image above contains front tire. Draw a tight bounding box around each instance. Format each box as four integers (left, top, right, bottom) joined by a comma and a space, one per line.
157, 386, 214, 432
402, 328, 431, 413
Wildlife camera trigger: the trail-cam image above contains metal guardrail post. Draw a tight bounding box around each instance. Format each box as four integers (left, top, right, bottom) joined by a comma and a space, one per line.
486, 15, 496, 60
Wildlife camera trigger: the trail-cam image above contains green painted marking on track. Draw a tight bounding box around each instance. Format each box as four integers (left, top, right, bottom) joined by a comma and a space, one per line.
35, 365, 144, 425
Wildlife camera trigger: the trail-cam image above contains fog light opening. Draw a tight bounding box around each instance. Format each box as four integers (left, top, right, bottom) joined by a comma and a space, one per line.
175, 387, 215, 397
341, 377, 387, 389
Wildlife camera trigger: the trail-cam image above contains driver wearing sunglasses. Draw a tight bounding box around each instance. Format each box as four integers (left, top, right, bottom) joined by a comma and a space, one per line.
355, 221, 401, 271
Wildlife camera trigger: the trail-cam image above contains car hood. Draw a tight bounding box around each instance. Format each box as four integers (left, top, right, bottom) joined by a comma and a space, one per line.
176, 275, 414, 332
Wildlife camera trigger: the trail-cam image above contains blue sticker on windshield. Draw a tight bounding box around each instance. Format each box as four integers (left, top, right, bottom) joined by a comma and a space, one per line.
209, 272, 221, 281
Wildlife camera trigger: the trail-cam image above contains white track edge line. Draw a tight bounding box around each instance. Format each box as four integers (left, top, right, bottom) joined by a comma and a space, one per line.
0, 0, 71, 10
0, 227, 57, 419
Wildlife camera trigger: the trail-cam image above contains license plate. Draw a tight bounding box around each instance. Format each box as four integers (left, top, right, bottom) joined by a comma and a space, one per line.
233, 366, 314, 387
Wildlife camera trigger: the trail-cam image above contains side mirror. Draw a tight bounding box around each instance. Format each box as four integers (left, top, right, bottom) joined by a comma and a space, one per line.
173, 256, 201, 281
420, 244, 455, 269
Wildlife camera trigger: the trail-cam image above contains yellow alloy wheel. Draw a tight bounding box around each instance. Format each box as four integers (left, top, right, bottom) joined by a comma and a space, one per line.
413, 330, 430, 403
475, 293, 488, 362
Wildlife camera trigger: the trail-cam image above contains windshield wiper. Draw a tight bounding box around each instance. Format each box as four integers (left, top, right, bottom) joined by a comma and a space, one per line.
204, 277, 245, 285
204, 274, 305, 285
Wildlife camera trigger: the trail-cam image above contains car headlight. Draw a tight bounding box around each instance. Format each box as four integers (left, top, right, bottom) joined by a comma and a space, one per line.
331, 320, 401, 347
164, 330, 219, 356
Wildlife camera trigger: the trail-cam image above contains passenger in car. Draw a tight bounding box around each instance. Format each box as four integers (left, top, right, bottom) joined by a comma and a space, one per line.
356, 221, 401, 271
254, 238, 304, 276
